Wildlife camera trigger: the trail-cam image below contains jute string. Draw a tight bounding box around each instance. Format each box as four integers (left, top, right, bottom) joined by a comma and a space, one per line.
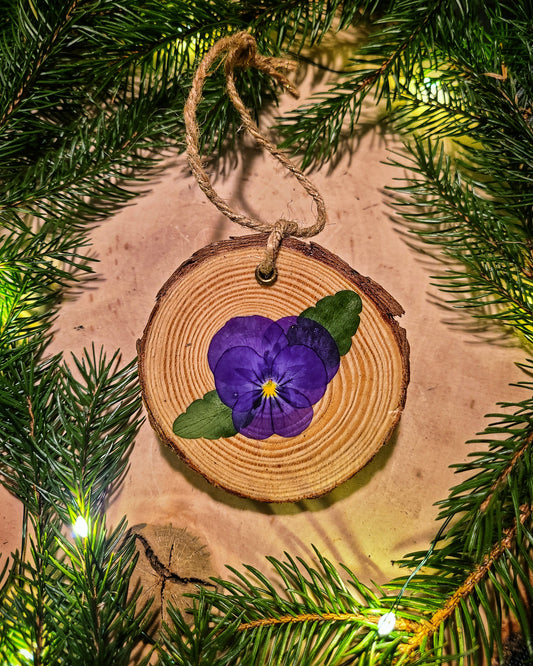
184, 31, 327, 284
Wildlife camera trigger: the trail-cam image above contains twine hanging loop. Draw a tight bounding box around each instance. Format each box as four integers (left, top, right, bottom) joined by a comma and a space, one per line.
184, 31, 327, 285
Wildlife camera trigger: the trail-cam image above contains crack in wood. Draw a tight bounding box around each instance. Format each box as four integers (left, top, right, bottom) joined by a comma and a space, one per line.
132, 531, 215, 588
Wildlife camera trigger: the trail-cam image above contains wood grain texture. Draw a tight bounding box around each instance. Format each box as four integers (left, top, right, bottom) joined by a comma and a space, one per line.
138, 234, 409, 502
129, 524, 216, 632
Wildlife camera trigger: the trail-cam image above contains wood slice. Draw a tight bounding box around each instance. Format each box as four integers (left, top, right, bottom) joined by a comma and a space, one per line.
129, 524, 216, 631
138, 235, 409, 502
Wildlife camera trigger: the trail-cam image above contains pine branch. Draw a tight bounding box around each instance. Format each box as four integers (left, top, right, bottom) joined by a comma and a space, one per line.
0, 1, 81, 130
241, 0, 377, 52
162, 499, 533, 664
395, 505, 532, 662
0, 346, 150, 665
161, 547, 416, 665
276, 0, 461, 168
433, 374, 533, 560
388, 134, 533, 343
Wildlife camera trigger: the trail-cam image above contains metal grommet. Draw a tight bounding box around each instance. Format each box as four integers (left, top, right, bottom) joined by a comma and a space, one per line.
255, 265, 278, 286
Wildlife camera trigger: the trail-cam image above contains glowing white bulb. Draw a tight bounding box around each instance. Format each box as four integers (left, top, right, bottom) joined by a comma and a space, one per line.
421, 75, 449, 104
377, 612, 396, 637
73, 516, 89, 539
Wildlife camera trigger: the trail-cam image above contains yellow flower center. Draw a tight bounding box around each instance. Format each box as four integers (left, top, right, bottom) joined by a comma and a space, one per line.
262, 379, 278, 398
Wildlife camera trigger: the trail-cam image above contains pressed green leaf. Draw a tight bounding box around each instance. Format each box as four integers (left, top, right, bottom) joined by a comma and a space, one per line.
173, 390, 237, 439
300, 290, 362, 356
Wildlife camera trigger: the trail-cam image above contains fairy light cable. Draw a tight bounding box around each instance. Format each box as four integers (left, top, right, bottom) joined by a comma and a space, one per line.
377, 514, 454, 637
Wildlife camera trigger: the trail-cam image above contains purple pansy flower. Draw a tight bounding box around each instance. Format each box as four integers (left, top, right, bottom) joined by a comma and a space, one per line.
208, 315, 340, 439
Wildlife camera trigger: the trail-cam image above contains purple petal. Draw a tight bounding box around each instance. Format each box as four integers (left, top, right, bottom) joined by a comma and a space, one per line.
233, 391, 262, 415
278, 316, 340, 383
271, 402, 314, 437
232, 399, 257, 432
261, 321, 289, 365
272, 345, 328, 406
275, 316, 298, 335
238, 399, 314, 439
238, 400, 273, 439
213, 346, 264, 408
278, 386, 312, 409
208, 316, 287, 372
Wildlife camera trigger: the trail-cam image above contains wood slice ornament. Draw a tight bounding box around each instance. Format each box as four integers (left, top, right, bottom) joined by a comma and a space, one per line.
137, 33, 410, 502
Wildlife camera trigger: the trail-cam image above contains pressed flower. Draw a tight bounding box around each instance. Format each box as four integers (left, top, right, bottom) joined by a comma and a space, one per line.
276, 316, 340, 382
208, 315, 340, 439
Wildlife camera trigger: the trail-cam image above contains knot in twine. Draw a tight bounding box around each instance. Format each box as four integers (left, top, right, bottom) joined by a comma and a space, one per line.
184, 31, 327, 285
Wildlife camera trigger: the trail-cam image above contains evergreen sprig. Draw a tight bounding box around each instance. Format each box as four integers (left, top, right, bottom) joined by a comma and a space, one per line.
0, 346, 149, 665
437, 370, 533, 560
276, 0, 462, 168
161, 548, 415, 666
388, 135, 533, 343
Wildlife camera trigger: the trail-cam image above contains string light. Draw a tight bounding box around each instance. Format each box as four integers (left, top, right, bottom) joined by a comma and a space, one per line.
72, 515, 89, 539
377, 612, 396, 637
422, 76, 443, 102
403, 65, 453, 108
376, 514, 454, 638
19, 647, 33, 661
